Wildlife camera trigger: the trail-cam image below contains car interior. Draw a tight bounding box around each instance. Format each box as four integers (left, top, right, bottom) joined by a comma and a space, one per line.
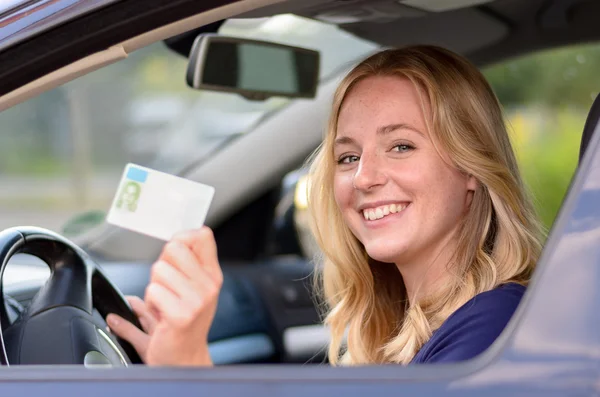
0, 0, 599, 367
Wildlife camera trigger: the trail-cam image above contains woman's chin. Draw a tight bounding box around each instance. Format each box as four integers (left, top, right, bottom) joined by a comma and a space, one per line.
365, 245, 405, 265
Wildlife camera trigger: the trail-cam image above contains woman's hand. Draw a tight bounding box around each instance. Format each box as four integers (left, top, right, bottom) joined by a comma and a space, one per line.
107, 295, 157, 362
107, 227, 222, 366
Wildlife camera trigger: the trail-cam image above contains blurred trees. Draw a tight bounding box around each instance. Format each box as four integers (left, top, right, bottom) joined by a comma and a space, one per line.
483, 43, 600, 230
485, 44, 600, 109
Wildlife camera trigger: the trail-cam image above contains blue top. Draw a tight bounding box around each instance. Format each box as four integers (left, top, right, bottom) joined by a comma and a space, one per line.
410, 283, 525, 364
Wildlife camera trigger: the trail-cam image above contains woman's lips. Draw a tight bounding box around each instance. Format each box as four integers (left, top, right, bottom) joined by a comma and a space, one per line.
361, 203, 411, 228
361, 202, 410, 221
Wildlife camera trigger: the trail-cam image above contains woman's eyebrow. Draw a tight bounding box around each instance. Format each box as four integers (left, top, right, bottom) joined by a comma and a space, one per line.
334, 136, 356, 147
378, 123, 425, 138
334, 123, 425, 147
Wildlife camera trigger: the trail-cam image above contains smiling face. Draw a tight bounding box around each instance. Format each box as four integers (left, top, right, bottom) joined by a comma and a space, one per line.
333, 75, 477, 269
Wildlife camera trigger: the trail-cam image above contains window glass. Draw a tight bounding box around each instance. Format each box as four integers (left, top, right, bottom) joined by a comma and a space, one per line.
483, 43, 600, 229
0, 15, 377, 239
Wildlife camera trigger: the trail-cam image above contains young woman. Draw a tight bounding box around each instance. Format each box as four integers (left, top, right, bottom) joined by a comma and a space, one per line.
306, 45, 543, 365
107, 45, 543, 366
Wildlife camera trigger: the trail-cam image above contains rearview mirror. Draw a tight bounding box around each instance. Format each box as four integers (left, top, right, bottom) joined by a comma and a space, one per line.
186, 34, 320, 100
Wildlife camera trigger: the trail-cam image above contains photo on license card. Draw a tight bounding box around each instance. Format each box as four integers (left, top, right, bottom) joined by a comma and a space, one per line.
106, 164, 215, 241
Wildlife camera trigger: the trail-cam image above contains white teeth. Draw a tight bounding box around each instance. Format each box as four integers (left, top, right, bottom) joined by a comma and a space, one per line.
362, 203, 409, 221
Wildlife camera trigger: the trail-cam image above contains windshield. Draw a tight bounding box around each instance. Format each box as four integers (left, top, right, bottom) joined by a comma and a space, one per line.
150, 16, 378, 173
0, 15, 378, 237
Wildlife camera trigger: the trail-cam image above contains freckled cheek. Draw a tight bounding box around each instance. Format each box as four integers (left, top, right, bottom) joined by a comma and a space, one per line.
333, 173, 355, 210
405, 162, 452, 203
427, 168, 469, 216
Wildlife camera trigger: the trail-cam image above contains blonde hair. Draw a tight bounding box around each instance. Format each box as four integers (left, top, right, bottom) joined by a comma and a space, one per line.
307, 45, 543, 365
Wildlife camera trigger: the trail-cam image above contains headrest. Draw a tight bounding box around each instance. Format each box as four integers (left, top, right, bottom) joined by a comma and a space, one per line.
579, 94, 600, 163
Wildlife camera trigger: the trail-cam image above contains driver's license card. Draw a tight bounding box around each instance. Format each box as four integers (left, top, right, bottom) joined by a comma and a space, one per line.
106, 163, 215, 241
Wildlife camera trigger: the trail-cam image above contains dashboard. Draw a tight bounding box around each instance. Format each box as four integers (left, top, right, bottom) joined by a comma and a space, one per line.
2, 254, 327, 365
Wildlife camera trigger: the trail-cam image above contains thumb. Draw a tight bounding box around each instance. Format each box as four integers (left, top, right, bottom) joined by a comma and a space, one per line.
107, 314, 150, 362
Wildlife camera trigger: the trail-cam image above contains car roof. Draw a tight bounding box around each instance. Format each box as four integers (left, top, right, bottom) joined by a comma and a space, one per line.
2, 0, 599, 64
224, 0, 600, 65
1, 0, 598, 100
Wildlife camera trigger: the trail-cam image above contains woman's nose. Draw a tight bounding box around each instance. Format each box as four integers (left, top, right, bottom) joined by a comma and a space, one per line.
353, 153, 386, 191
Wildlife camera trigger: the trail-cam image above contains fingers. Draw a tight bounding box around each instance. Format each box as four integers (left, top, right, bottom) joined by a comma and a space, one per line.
106, 314, 149, 361
159, 240, 202, 281
148, 262, 218, 316
192, 228, 222, 287
126, 296, 157, 335
150, 260, 213, 302
144, 227, 223, 331
157, 227, 223, 290
144, 283, 191, 327
171, 227, 223, 286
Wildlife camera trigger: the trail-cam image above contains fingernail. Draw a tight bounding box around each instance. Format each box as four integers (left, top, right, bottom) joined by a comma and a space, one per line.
107, 314, 121, 327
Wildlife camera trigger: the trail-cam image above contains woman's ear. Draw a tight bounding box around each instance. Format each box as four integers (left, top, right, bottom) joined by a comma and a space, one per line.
466, 174, 478, 192
465, 174, 478, 209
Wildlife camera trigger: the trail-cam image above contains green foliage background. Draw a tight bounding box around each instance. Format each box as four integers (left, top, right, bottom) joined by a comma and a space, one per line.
483, 43, 600, 229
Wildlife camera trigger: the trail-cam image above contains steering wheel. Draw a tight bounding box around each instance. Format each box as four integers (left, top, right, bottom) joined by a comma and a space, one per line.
0, 227, 144, 366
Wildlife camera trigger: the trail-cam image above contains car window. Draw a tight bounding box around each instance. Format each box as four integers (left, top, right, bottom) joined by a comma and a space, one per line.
483, 43, 600, 230
0, 15, 377, 239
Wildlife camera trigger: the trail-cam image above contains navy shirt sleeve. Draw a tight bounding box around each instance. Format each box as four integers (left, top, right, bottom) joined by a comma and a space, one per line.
410, 283, 525, 364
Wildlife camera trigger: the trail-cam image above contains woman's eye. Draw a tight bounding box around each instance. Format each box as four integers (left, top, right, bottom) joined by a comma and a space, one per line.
338, 155, 359, 164
392, 144, 414, 153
